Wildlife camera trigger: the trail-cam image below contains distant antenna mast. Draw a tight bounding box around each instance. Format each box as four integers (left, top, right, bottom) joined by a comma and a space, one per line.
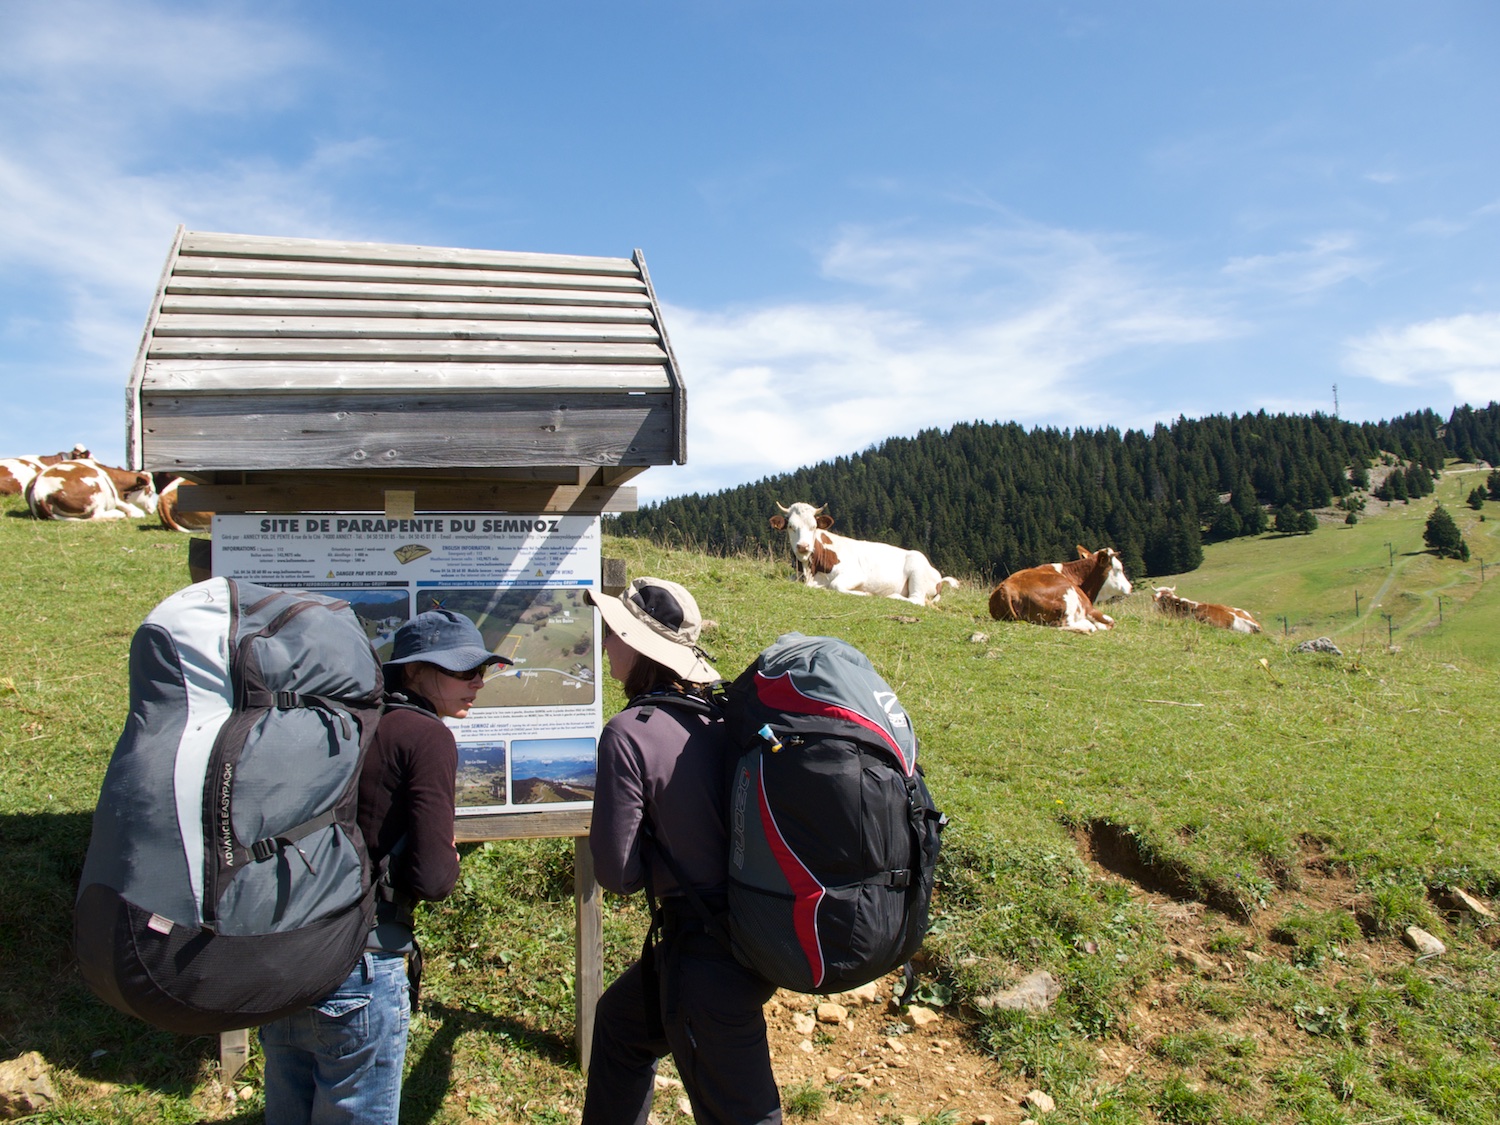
1332, 383, 1340, 418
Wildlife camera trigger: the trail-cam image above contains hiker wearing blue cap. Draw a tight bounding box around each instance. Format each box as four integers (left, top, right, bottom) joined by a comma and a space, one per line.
261, 609, 511, 1125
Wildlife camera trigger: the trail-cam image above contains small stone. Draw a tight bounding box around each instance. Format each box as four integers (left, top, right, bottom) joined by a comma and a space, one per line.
1442, 888, 1496, 921
675, 1095, 693, 1116
1022, 1088, 1056, 1114
973, 970, 1061, 1013
1243, 950, 1266, 964
973, 1117, 996, 1125
1404, 926, 1446, 958
654, 1074, 683, 1090
798, 1039, 815, 1054
885, 1036, 906, 1053
969, 632, 989, 644
1293, 637, 1343, 655
792, 1013, 817, 1036
0, 1052, 57, 1117
236, 1085, 254, 1101
903, 1005, 940, 1029
1170, 944, 1219, 974
824, 1066, 843, 1081
816, 1002, 848, 1023
836, 981, 882, 1006
853, 1076, 874, 1089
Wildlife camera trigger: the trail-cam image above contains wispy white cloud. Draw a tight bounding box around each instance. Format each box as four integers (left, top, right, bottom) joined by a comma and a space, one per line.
1344, 312, 1500, 405
651, 222, 1236, 501
1221, 233, 1377, 295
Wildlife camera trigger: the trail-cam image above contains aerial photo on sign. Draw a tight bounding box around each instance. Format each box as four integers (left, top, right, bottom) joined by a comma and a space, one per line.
306, 587, 410, 661
510, 736, 598, 805
455, 741, 509, 808
417, 587, 595, 708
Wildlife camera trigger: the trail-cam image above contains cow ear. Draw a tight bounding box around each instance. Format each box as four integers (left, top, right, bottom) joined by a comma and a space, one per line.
817, 514, 834, 529
769, 516, 786, 530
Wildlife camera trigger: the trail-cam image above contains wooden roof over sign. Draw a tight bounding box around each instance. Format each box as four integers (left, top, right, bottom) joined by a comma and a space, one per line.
126, 228, 686, 512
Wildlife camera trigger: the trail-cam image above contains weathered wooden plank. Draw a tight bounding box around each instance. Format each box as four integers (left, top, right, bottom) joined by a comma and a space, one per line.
219, 1028, 250, 1081
174, 255, 649, 294
180, 231, 639, 277
634, 250, 688, 466
153, 313, 662, 345
164, 276, 654, 307
574, 837, 602, 1075
128, 224, 185, 469
141, 392, 677, 470
148, 337, 668, 364
158, 294, 656, 324
142, 360, 673, 394
180, 481, 637, 514
452, 808, 591, 841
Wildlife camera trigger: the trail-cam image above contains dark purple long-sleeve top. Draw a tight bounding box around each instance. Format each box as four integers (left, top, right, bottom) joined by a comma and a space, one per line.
590, 701, 729, 898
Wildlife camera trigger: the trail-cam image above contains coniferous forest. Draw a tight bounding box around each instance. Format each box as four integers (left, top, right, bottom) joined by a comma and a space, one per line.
613, 403, 1500, 581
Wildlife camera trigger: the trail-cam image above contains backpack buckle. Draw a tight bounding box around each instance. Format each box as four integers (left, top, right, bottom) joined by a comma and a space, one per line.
250, 838, 278, 862
275, 691, 301, 709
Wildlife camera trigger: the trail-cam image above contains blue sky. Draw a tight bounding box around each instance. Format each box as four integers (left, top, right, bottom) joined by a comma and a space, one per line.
2, 1, 1498, 504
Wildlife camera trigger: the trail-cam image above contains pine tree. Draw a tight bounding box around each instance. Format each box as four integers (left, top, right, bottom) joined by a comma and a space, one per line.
1274, 504, 1300, 534
1489, 469, 1500, 501
1468, 486, 1486, 511
1423, 504, 1467, 559
1297, 509, 1319, 534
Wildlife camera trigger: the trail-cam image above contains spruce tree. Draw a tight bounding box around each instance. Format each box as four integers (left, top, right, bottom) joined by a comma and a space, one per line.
1423, 504, 1466, 559
1489, 469, 1500, 500
1468, 486, 1486, 511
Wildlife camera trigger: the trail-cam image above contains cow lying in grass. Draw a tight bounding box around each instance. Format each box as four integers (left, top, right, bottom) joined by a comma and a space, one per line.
1153, 587, 1262, 633
988, 546, 1133, 633
156, 476, 213, 533
769, 501, 959, 607
0, 445, 92, 496
26, 460, 159, 521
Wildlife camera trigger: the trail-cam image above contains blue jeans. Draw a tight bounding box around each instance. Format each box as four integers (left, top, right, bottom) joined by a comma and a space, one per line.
260, 951, 411, 1125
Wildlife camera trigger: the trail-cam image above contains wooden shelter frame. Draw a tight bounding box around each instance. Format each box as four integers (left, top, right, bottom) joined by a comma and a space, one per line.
125, 228, 690, 1081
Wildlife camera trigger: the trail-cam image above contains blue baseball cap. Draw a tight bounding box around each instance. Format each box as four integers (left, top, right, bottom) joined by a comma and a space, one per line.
384, 610, 511, 673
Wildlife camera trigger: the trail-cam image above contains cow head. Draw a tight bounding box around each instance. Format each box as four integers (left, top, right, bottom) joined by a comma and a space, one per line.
1078, 545, 1132, 603
770, 501, 834, 566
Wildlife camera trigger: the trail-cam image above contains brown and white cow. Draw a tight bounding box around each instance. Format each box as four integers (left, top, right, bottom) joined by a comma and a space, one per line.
156, 476, 213, 533
988, 546, 1133, 633
1152, 587, 1262, 634
0, 446, 91, 495
769, 501, 959, 607
26, 459, 159, 521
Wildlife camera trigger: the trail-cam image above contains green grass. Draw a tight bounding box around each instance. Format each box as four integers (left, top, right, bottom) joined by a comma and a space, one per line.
1168, 462, 1500, 663
3, 489, 1499, 1123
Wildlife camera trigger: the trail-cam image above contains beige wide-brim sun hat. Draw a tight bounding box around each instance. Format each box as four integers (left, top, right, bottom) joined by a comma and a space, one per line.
586, 577, 719, 683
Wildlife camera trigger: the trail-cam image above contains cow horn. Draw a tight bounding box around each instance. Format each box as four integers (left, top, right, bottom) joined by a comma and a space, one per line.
776, 501, 791, 514
813, 505, 826, 516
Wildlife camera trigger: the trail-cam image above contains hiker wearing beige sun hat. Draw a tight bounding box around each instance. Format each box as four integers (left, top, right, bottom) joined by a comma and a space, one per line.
585, 576, 718, 686
582, 577, 782, 1125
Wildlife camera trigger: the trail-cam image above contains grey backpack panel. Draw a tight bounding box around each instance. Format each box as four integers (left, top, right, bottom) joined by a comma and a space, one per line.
75, 578, 384, 1034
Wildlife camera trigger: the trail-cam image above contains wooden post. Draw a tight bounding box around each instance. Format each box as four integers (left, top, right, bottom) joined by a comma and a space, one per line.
574, 837, 603, 1074
220, 1028, 250, 1082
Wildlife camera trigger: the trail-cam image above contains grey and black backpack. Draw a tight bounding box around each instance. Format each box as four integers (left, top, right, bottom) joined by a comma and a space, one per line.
74, 578, 385, 1034
643, 633, 945, 995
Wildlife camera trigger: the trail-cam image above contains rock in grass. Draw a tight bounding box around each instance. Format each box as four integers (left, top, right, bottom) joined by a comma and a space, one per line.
1440, 887, 1496, 922
1403, 926, 1446, 957
816, 1001, 848, 1023
1022, 1089, 1056, 1114
0, 1051, 57, 1118
1293, 637, 1343, 655
972, 970, 1061, 1013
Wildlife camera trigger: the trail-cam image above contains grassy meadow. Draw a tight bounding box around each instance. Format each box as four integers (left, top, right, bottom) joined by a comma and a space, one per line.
1, 474, 1498, 1124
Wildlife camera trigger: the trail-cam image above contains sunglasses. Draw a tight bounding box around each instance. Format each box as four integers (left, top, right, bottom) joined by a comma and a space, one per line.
435, 664, 488, 683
